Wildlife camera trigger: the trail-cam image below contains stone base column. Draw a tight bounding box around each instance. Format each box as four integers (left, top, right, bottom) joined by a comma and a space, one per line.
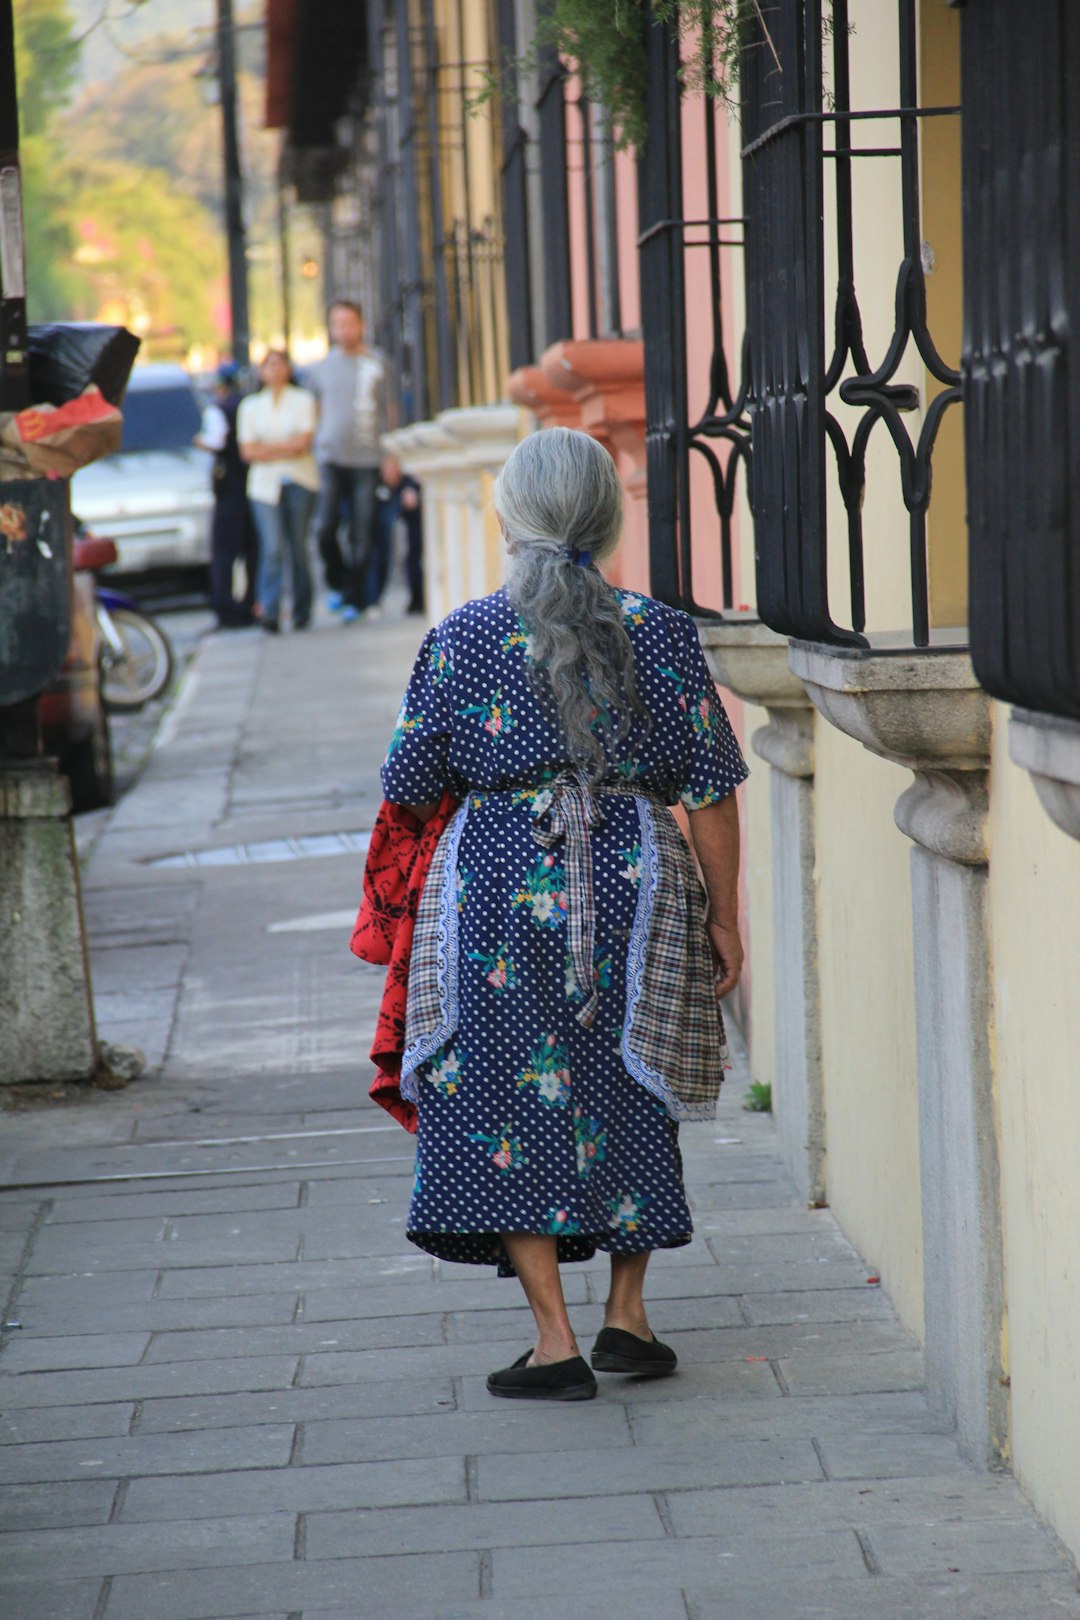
791, 641, 1007, 1468
0, 761, 97, 1084
699, 621, 825, 1206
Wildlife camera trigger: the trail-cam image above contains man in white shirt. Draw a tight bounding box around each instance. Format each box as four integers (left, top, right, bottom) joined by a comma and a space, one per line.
307, 300, 397, 624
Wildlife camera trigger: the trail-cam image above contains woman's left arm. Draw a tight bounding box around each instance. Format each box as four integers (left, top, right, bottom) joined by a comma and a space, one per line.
686, 794, 743, 998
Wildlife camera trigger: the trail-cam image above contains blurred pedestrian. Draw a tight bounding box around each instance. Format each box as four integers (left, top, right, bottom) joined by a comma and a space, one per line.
237, 350, 319, 634
195, 361, 257, 630
361, 452, 423, 619
308, 300, 397, 625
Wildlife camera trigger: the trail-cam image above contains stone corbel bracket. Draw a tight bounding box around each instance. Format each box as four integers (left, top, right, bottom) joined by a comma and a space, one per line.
1009, 707, 1080, 843
697, 616, 814, 777
788, 642, 991, 862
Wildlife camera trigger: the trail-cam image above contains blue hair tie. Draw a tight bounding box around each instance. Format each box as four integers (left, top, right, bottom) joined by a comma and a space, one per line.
558, 546, 593, 567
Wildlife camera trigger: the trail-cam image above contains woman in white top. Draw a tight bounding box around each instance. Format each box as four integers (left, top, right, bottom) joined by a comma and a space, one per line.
237, 351, 320, 632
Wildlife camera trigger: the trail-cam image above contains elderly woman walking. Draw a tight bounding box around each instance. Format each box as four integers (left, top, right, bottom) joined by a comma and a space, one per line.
379, 427, 748, 1400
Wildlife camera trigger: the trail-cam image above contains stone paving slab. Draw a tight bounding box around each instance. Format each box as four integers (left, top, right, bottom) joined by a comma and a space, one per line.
118, 1456, 467, 1522
7, 1290, 301, 1339
141, 1313, 447, 1364
0, 1422, 294, 1484
677, 1571, 1080, 1620
489, 1530, 872, 1595
0, 1573, 104, 1620
0, 1478, 117, 1531
665, 1474, 1050, 1538
1, 1403, 134, 1445
1, 1332, 151, 1373
0, 1511, 297, 1579
99, 1552, 481, 1620
306, 1492, 665, 1559
133, 1378, 459, 1434
0, 1353, 299, 1407
477, 1437, 825, 1499
299, 1403, 633, 1465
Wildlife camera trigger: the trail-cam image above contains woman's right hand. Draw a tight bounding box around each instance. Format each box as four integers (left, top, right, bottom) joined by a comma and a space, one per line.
706, 917, 743, 999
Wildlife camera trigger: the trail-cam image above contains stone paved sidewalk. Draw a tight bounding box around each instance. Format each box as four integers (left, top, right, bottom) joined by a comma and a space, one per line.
2, 604, 1079, 1620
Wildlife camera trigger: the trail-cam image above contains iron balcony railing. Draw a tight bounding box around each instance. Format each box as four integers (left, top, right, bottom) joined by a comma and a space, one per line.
741, 0, 961, 648
960, 0, 1080, 720
639, 9, 750, 617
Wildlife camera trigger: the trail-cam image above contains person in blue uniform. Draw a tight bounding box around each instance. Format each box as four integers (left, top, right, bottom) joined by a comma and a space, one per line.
379, 426, 748, 1401
195, 362, 257, 629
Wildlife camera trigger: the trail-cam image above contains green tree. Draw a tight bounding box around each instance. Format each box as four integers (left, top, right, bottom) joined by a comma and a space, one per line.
62, 156, 228, 351
13, 0, 83, 318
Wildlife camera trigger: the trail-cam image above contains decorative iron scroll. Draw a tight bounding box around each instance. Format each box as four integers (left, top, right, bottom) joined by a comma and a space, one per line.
639, 10, 750, 616
742, 0, 961, 647
961, 0, 1080, 719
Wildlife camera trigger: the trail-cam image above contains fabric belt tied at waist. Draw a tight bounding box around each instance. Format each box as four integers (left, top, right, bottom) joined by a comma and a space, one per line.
530, 769, 664, 1031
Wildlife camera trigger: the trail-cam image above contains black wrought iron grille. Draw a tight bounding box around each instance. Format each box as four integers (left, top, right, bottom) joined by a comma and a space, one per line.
536, 46, 574, 349
496, 0, 535, 371
741, 0, 961, 647
359, 1, 508, 421
639, 10, 750, 615
961, 0, 1080, 720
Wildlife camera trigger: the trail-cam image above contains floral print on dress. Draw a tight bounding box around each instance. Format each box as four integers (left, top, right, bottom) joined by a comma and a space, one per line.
427, 1041, 465, 1098
469, 1122, 527, 1174
573, 1106, 608, 1178
386, 703, 425, 760
501, 617, 535, 659
682, 784, 723, 810
564, 947, 613, 1004
428, 641, 452, 685
456, 867, 473, 912
516, 1034, 572, 1108
617, 589, 652, 628
468, 942, 519, 994
459, 688, 516, 740
608, 1189, 649, 1233
543, 1207, 581, 1235
620, 841, 643, 889
512, 852, 568, 929
658, 666, 688, 711
691, 692, 714, 740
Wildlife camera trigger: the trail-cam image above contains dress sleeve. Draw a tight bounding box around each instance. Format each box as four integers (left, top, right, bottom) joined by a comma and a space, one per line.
380, 626, 455, 804
675, 617, 750, 811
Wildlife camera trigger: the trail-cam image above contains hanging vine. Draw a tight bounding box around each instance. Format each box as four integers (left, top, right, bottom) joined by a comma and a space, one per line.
472, 1, 781, 151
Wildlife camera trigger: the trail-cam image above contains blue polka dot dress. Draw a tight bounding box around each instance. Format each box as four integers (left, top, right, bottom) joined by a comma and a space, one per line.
380, 585, 748, 1273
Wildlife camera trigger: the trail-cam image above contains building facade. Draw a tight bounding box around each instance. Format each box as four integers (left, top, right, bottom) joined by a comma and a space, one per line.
266, 0, 1080, 1566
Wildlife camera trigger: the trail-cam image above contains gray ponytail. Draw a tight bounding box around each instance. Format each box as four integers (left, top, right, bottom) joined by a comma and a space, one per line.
493, 426, 646, 781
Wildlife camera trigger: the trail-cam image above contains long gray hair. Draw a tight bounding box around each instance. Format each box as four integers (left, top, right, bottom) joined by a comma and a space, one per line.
493, 427, 645, 780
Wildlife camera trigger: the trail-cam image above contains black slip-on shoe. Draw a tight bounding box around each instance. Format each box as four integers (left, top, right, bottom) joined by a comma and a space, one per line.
591, 1326, 678, 1377
487, 1351, 598, 1402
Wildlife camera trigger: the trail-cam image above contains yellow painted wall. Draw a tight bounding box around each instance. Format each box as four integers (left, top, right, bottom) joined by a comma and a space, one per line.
736, 702, 777, 1090
813, 718, 925, 1339
987, 705, 1080, 1548
919, 0, 967, 629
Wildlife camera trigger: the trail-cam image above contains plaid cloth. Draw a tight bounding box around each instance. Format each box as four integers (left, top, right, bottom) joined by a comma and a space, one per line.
404, 775, 729, 1121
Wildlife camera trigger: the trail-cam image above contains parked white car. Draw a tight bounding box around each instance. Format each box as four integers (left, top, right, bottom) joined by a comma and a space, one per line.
71, 363, 213, 579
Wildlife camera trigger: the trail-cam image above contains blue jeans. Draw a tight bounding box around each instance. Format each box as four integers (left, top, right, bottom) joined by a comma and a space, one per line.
313, 463, 379, 609
252, 483, 316, 626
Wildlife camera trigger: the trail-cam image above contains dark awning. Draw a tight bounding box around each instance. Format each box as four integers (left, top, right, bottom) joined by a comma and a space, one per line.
265, 0, 367, 150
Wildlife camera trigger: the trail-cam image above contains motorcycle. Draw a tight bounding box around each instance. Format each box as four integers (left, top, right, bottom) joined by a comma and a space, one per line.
74, 521, 175, 711
96, 582, 174, 712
